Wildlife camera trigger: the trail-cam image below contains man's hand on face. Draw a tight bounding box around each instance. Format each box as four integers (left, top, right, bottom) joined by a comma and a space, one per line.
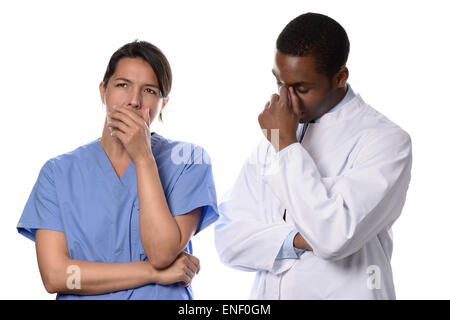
258, 86, 301, 152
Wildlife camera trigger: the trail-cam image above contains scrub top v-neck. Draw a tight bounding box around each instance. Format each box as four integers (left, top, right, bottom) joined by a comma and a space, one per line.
17, 133, 219, 300
96, 137, 136, 201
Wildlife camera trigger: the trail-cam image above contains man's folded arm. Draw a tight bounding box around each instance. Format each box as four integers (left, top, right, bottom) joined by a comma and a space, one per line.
215, 158, 299, 275
263, 130, 412, 261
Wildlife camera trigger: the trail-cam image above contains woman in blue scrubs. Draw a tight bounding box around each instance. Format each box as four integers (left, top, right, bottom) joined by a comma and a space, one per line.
16, 40, 219, 299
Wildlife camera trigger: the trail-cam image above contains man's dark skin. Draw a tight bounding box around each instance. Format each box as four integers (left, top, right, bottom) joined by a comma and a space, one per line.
258, 50, 349, 251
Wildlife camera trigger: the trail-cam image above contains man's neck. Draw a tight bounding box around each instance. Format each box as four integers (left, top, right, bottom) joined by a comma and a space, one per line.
328, 84, 348, 113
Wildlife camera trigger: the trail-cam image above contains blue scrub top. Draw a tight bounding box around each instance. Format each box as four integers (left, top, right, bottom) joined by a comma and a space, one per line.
17, 132, 219, 300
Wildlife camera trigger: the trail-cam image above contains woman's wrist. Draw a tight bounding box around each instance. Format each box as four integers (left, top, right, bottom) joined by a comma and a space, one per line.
140, 261, 159, 284
134, 152, 157, 169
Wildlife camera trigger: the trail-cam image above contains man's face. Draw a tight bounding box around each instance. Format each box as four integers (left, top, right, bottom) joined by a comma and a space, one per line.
272, 50, 343, 123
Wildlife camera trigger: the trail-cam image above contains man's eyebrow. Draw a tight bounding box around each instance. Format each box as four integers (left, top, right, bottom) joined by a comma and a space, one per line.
114, 77, 160, 89
291, 80, 315, 87
271, 70, 314, 86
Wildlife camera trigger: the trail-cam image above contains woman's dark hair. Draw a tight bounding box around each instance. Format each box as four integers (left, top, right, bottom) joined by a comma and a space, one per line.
276, 12, 350, 79
102, 40, 172, 121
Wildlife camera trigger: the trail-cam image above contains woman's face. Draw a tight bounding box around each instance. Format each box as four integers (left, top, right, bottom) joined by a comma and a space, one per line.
100, 57, 167, 126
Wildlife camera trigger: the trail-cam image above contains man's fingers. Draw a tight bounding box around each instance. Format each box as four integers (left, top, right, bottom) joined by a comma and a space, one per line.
269, 93, 279, 106
279, 85, 290, 107
288, 86, 302, 115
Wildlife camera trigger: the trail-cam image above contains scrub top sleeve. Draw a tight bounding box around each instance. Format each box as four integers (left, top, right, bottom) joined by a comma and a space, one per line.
17, 159, 64, 241
166, 145, 219, 235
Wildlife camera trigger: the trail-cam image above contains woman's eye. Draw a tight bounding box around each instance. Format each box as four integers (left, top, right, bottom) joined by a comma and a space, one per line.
145, 88, 160, 96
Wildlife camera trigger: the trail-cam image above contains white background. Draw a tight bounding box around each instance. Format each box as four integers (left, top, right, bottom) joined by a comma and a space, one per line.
1, 0, 449, 299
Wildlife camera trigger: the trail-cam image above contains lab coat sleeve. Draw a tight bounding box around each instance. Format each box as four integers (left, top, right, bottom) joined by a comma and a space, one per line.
215, 153, 298, 275
262, 129, 412, 261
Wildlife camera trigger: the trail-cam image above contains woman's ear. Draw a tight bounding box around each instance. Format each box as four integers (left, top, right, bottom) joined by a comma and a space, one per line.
158, 97, 169, 122
161, 97, 169, 112
99, 81, 105, 105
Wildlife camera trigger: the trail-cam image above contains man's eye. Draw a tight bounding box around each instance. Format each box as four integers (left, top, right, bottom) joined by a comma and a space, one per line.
116, 83, 127, 88
296, 87, 309, 94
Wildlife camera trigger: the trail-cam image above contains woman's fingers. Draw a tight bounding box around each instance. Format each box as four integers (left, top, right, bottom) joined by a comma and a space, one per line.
180, 261, 195, 287
110, 128, 126, 144
184, 264, 195, 280
185, 256, 199, 277
108, 108, 135, 128
184, 252, 200, 274
112, 106, 147, 128
108, 119, 128, 134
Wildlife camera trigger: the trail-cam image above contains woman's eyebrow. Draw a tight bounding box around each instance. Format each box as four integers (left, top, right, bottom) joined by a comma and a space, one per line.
114, 77, 159, 89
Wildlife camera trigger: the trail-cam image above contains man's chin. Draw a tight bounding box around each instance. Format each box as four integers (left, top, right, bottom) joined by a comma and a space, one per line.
299, 113, 309, 123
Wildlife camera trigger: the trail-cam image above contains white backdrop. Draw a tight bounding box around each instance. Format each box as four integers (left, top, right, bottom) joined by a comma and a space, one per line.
1, 0, 449, 299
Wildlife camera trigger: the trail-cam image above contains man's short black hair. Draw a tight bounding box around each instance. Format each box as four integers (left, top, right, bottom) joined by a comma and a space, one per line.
276, 12, 350, 79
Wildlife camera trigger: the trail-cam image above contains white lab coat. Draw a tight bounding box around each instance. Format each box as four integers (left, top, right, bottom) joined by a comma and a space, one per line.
215, 92, 412, 299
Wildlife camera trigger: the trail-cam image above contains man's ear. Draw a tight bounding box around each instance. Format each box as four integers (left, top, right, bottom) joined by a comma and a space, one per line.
335, 66, 349, 88
99, 81, 105, 105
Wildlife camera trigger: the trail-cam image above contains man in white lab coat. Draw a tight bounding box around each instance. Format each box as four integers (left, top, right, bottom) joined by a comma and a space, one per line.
214, 12, 412, 299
